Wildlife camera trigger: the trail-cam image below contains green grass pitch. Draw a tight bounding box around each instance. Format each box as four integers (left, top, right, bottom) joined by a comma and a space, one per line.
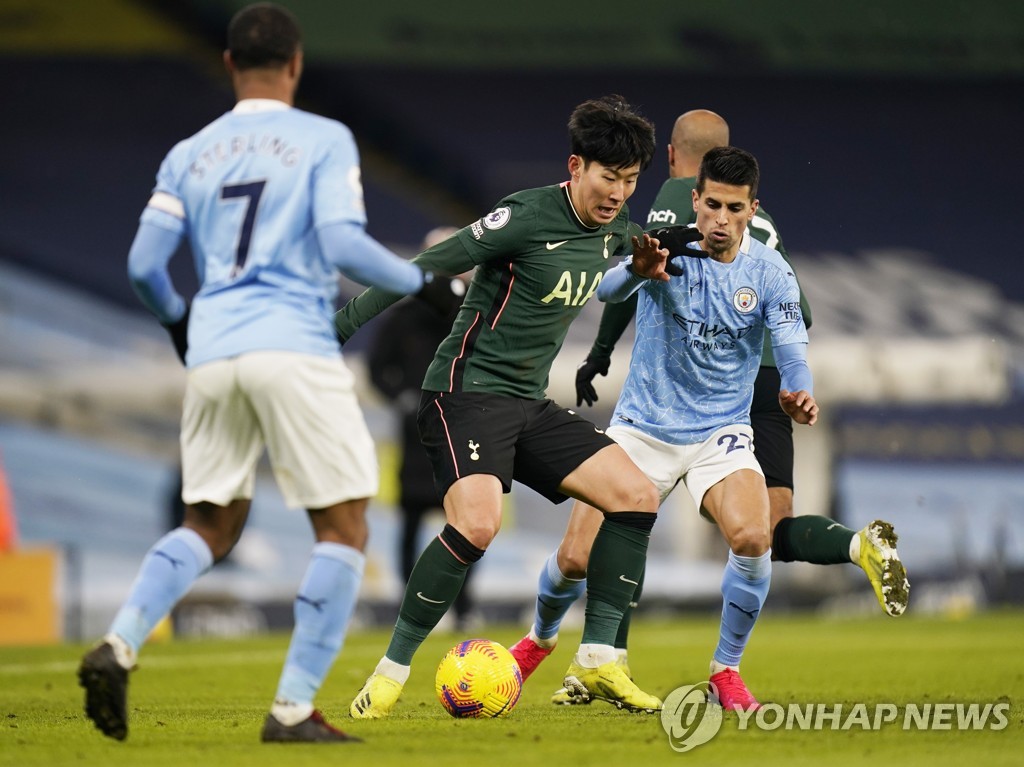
1, 610, 1021, 766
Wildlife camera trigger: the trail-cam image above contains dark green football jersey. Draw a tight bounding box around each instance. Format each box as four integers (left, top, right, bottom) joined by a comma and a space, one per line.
335, 183, 643, 399
645, 176, 812, 367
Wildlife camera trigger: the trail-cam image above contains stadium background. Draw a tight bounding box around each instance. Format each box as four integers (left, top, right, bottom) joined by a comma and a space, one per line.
1, 0, 1022, 642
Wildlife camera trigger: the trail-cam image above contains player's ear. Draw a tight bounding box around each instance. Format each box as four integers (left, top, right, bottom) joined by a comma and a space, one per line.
289, 49, 303, 79
223, 50, 234, 75
568, 154, 584, 181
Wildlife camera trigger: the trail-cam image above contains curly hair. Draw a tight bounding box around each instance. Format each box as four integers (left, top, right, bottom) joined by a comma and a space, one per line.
227, 3, 301, 71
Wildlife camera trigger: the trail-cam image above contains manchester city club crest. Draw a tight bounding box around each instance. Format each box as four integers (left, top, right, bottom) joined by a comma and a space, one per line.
733, 287, 758, 313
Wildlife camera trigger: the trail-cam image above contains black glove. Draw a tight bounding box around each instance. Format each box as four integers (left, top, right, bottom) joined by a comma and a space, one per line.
160, 305, 190, 365
416, 270, 466, 315
648, 226, 707, 276
575, 353, 611, 407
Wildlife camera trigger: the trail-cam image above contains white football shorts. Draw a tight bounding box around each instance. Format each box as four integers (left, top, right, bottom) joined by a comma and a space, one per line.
180, 351, 378, 509
606, 423, 763, 517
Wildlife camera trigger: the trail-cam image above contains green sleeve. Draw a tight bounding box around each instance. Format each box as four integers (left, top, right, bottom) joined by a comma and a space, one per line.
748, 215, 812, 367
590, 296, 636, 358
772, 238, 812, 331
625, 220, 645, 246
797, 273, 812, 330
333, 233, 476, 342
333, 285, 403, 342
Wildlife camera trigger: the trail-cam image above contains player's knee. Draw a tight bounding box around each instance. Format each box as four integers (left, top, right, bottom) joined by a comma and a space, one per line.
457, 517, 501, 550
557, 540, 591, 579
183, 521, 237, 562
728, 524, 771, 558
609, 477, 659, 513
206, 533, 238, 563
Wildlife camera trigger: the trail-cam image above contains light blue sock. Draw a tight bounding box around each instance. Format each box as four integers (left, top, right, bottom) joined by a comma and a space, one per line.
109, 527, 213, 653
533, 552, 586, 640
275, 542, 365, 706
714, 549, 771, 667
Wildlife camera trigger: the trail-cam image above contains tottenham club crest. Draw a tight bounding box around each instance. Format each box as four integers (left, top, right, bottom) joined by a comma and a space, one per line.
482, 207, 511, 230
733, 287, 758, 313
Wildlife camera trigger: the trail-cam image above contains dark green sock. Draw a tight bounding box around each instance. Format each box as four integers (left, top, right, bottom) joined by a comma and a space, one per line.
386, 536, 469, 665
773, 516, 855, 565
614, 566, 644, 650
582, 513, 653, 646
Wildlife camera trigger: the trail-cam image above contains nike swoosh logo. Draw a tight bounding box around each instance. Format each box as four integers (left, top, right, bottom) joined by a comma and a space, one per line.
826, 523, 839, 530
416, 592, 444, 604
546, 240, 569, 250
618, 575, 639, 585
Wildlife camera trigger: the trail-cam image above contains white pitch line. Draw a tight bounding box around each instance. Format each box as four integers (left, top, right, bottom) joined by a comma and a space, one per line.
0, 645, 373, 676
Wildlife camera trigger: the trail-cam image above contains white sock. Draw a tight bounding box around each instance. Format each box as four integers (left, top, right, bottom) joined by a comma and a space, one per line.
615, 648, 629, 664
375, 656, 411, 685
575, 643, 616, 668
529, 628, 558, 649
270, 699, 314, 725
710, 659, 739, 675
103, 633, 137, 670
849, 533, 861, 564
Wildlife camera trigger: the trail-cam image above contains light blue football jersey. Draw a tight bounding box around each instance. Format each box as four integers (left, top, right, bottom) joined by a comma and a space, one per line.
139, 99, 368, 366
604, 233, 808, 445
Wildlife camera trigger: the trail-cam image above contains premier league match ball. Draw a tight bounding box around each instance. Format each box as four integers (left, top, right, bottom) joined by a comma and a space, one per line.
435, 639, 523, 718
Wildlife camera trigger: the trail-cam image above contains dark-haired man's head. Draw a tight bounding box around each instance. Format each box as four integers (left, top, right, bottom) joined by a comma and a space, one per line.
691, 146, 761, 259
696, 146, 759, 200
565, 96, 655, 227
568, 95, 656, 172
227, 2, 302, 71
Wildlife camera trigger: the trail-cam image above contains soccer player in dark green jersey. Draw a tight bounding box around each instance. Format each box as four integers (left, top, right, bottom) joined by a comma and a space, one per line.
335, 95, 697, 717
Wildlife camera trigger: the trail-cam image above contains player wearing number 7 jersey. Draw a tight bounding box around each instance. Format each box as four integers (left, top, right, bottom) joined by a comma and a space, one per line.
77, 2, 445, 745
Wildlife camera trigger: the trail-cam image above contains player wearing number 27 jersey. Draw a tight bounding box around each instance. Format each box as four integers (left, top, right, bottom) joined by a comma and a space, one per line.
593, 146, 816, 711
610, 227, 807, 446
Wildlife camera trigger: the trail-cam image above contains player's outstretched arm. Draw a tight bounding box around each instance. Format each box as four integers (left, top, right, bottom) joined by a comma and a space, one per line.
333, 230, 476, 343
319, 221, 424, 294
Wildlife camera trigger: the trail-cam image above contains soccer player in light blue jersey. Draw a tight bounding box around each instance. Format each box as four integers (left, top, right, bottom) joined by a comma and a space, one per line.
512, 147, 817, 712
77, 3, 457, 744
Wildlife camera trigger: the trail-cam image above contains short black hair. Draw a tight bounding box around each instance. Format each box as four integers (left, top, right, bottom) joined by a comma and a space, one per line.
227, 2, 302, 70
696, 146, 760, 199
568, 95, 656, 172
